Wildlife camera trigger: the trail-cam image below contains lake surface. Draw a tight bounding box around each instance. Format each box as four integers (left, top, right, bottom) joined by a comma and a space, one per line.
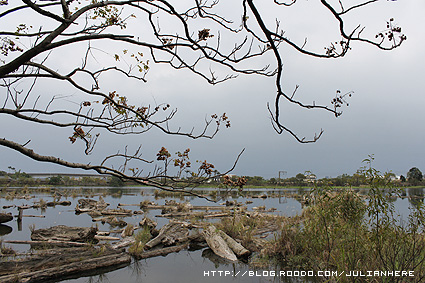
1, 186, 423, 283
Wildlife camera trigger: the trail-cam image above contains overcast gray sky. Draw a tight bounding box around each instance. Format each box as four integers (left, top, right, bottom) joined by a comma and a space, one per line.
1, 0, 424, 179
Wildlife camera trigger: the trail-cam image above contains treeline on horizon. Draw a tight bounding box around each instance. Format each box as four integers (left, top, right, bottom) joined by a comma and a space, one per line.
1, 167, 424, 188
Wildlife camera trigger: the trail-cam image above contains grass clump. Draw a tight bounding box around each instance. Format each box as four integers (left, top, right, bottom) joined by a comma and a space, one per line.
128, 226, 152, 258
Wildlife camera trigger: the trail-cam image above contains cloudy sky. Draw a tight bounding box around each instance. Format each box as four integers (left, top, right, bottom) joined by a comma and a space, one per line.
1, 0, 424, 179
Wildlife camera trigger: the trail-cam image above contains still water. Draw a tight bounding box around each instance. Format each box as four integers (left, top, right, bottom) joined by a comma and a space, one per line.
0, 187, 423, 283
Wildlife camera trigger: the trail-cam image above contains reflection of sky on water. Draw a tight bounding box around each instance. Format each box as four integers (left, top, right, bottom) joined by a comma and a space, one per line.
1, 187, 424, 283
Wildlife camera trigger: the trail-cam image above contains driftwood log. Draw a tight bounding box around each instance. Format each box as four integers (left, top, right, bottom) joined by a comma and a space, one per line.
0, 247, 130, 283
101, 208, 132, 216
75, 197, 108, 213
144, 221, 189, 249
31, 225, 98, 243
202, 225, 237, 261
112, 237, 136, 250
94, 235, 120, 241
136, 243, 188, 259
46, 201, 72, 207
217, 230, 251, 257
4, 240, 90, 247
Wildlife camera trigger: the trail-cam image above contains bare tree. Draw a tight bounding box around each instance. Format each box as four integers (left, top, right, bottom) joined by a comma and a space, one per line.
0, 0, 405, 195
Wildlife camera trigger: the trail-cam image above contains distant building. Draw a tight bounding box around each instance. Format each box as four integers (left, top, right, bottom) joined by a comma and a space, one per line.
304, 174, 317, 183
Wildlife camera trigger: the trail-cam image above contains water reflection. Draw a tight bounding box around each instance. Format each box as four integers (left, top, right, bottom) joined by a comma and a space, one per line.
202, 248, 234, 268
408, 188, 425, 209
0, 224, 12, 236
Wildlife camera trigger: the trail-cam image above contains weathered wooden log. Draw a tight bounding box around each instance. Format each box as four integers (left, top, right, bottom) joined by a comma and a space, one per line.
0, 212, 13, 224
217, 230, 251, 257
17, 205, 33, 210
106, 217, 127, 227
192, 206, 229, 210
203, 212, 232, 218
17, 208, 23, 222
135, 243, 188, 259
139, 217, 157, 230
145, 221, 189, 249
101, 208, 132, 216
46, 201, 71, 207
31, 225, 98, 243
94, 235, 120, 241
0, 249, 130, 283
118, 203, 139, 207
2, 205, 15, 209
75, 197, 109, 213
156, 211, 205, 218
112, 237, 136, 250
4, 240, 90, 247
92, 216, 127, 227
121, 225, 134, 238
202, 225, 237, 261
92, 216, 111, 222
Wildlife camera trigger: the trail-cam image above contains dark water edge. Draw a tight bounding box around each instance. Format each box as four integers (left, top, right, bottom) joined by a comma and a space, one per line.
1, 187, 423, 283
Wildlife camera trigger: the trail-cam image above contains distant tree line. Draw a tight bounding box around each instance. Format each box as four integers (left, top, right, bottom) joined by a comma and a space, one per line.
1, 167, 424, 188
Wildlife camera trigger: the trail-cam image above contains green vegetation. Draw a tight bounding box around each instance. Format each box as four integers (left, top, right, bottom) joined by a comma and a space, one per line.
257, 157, 425, 282
48, 175, 63, 185
128, 226, 152, 258
407, 167, 423, 185
109, 176, 125, 187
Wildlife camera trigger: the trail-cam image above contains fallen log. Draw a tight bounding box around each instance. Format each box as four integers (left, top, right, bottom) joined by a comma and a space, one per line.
2, 205, 15, 209
202, 225, 237, 261
31, 225, 98, 243
92, 216, 127, 227
101, 208, 132, 216
145, 221, 189, 249
0, 248, 130, 283
217, 230, 251, 258
118, 203, 139, 207
156, 211, 205, 218
203, 212, 232, 218
94, 235, 120, 241
46, 201, 72, 207
135, 243, 188, 259
4, 240, 90, 247
139, 217, 157, 230
75, 197, 109, 213
192, 206, 229, 210
112, 237, 136, 250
